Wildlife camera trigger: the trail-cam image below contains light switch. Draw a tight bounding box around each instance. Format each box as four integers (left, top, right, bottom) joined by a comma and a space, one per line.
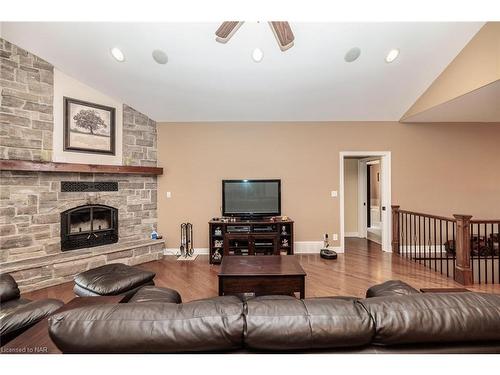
166, 192, 172, 198
330, 190, 338, 197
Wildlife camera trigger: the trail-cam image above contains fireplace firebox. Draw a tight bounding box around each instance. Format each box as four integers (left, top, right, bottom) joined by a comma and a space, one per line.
61, 204, 118, 251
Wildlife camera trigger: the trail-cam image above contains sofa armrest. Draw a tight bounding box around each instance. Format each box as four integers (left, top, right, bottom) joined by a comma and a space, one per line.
366, 280, 420, 298
0, 274, 20, 303
0, 298, 63, 345
128, 286, 182, 304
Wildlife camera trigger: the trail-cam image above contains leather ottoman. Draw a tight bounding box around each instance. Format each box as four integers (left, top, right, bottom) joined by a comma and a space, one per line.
74, 263, 155, 301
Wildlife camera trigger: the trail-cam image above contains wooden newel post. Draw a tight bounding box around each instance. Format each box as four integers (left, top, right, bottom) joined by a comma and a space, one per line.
391, 205, 400, 253
453, 214, 473, 285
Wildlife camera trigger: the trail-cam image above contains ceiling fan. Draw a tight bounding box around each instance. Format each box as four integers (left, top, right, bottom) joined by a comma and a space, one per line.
215, 21, 295, 51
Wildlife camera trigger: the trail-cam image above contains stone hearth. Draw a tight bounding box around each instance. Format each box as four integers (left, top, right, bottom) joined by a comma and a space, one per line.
1, 239, 164, 292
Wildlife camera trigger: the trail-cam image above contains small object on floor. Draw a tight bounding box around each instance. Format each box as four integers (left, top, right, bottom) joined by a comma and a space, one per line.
320, 248, 337, 259
320, 233, 336, 259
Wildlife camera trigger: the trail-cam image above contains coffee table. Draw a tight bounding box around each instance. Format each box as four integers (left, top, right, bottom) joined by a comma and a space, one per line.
1, 295, 126, 354
218, 256, 306, 298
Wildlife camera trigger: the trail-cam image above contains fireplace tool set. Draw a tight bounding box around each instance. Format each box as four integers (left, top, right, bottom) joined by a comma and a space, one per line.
178, 223, 195, 259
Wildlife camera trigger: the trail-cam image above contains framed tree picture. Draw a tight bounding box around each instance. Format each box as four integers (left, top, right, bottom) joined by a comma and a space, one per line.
64, 97, 116, 155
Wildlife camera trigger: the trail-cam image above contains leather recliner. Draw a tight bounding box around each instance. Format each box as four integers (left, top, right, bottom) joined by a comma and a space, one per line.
47, 280, 500, 354
0, 273, 63, 346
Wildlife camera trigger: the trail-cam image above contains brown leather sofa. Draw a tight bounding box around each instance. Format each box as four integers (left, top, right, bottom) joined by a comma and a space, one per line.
48, 280, 500, 353
0, 273, 63, 346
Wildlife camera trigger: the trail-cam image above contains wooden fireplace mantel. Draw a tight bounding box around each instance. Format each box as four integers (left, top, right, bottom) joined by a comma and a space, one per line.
0, 159, 163, 175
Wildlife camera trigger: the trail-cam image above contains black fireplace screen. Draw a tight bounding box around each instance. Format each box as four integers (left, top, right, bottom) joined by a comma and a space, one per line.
61, 204, 118, 251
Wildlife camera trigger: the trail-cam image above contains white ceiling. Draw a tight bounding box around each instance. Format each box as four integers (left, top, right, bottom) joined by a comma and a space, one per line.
401, 80, 500, 123
1, 22, 484, 122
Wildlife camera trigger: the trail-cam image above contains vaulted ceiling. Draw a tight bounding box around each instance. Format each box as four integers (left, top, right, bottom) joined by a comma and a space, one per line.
1, 22, 485, 122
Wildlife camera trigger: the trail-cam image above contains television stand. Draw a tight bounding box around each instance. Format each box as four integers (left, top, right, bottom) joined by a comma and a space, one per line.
208, 217, 294, 264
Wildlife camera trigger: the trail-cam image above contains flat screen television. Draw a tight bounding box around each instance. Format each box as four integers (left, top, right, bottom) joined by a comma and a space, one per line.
222, 179, 281, 218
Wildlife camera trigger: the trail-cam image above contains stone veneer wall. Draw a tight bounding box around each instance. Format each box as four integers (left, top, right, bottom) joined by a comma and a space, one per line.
0, 38, 164, 292
0, 38, 54, 161
123, 105, 157, 167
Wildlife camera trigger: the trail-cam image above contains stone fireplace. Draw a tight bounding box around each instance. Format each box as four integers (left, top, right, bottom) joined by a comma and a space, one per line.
60, 204, 119, 251
0, 38, 164, 292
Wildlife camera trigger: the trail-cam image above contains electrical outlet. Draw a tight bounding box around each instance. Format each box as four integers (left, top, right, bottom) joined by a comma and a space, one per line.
333, 233, 338, 241
166, 192, 172, 198
330, 190, 338, 197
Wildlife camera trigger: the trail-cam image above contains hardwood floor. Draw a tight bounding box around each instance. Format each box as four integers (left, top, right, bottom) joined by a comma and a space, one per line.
22, 238, 500, 303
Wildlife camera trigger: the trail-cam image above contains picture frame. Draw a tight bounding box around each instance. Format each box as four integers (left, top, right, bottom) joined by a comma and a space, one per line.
63, 97, 116, 155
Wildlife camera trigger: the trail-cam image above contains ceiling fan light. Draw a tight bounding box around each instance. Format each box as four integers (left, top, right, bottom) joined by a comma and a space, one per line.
110, 47, 125, 62
385, 48, 400, 63
252, 48, 264, 63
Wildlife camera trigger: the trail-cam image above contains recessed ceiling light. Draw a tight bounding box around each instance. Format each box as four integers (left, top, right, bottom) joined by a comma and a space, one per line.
344, 47, 361, 63
110, 47, 125, 62
385, 49, 400, 63
152, 49, 168, 65
252, 48, 264, 63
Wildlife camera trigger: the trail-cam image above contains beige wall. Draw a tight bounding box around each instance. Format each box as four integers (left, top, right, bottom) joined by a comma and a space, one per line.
402, 22, 500, 121
157, 122, 500, 249
344, 159, 359, 234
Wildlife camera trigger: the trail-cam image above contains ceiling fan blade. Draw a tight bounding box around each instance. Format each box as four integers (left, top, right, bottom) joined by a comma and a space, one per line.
215, 21, 244, 43
269, 21, 295, 51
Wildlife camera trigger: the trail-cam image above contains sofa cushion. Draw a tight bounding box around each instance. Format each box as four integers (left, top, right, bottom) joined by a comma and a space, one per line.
74, 263, 155, 296
366, 280, 420, 298
1, 298, 63, 345
244, 297, 374, 351
360, 292, 500, 346
128, 286, 182, 304
48, 296, 244, 353
0, 273, 20, 303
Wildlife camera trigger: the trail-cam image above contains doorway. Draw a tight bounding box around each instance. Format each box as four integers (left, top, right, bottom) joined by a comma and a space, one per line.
339, 151, 392, 252
366, 159, 382, 244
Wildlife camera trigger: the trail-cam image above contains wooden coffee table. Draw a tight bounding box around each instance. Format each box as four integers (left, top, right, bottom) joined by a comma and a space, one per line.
218, 256, 306, 298
1, 295, 125, 354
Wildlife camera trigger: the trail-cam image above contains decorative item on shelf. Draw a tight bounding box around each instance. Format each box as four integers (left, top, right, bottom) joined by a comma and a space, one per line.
151, 230, 158, 240
281, 225, 288, 235
211, 249, 222, 264
214, 239, 223, 248
281, 238, 289, 247
280, 249, 288, 255
281, 216, 289, 221
214, 227, 222, 236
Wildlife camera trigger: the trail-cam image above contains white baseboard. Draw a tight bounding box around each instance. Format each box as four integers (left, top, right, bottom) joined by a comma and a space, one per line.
294, 241, 343, 254
164, 248, 209, 256
345, 232, 361, 238
165, 243, 344, 256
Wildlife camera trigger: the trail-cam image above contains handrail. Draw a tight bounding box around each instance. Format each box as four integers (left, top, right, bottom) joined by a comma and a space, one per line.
392, 206, 500, 285
398, 209, 455, 222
